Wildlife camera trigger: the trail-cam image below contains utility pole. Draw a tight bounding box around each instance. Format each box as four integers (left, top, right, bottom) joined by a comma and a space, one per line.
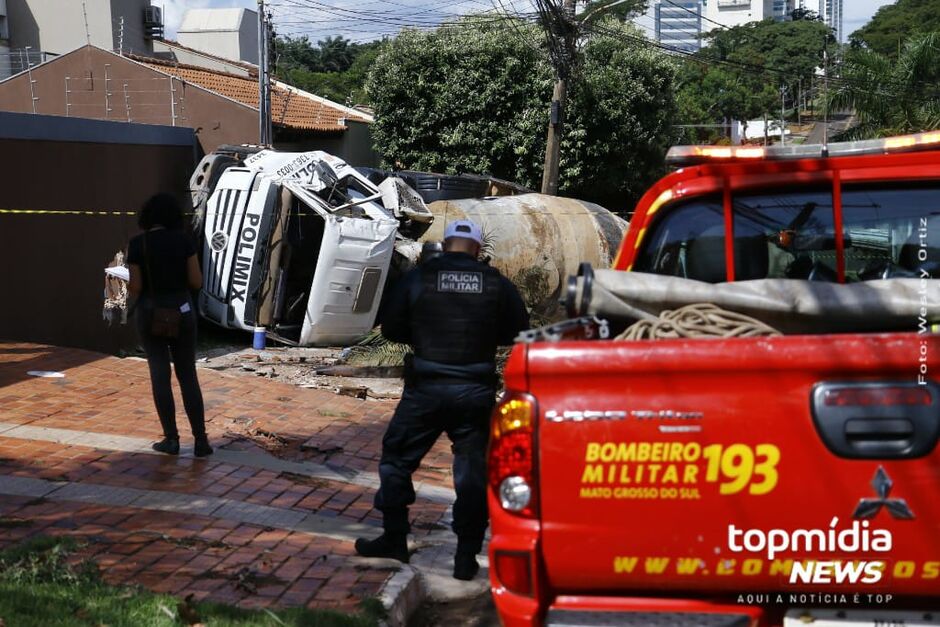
822, 34, 829, 154
540, 0, 576, 196
265, 7, 274, 145
541, 77, 568, 195
797, 78, 802, 126
780, 84, 786, 147
257, 1, 270, 146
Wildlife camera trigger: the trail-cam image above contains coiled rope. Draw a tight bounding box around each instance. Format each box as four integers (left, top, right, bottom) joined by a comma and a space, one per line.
617, 303, 782, 341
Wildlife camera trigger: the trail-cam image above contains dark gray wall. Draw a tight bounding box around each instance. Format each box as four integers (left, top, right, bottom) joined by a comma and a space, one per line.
0, 112, 196, 354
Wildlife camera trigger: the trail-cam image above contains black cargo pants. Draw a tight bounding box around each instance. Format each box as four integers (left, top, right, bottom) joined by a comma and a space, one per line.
374, 380, 494, 554
135, 297, 206, 441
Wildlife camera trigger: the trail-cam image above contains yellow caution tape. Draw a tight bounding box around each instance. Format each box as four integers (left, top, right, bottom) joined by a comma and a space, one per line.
0, 208, 139, 216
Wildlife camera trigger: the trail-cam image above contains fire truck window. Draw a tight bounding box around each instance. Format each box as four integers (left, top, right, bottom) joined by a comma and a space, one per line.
732, 190, 836, 281
633, 196, 725, 281
841, 185, 940, 281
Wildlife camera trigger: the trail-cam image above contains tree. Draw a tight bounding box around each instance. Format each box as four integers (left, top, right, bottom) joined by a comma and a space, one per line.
561, 19, 680, 205
790, 7, 820, 21
829, 32, 940, 138
677, 18, 833, 142
274, 37, 384, 105
529, 0, 649, 194
276, 35, 321, 72
317, 35, 354, 72
850, 0, 940, 58
365, 16, 679, 211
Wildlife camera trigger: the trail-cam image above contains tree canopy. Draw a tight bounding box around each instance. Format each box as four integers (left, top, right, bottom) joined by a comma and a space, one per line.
274, 35, 383, 105
830, 32, 940, 138
364, 16, 678, 211
677, 18, 833, 141
850, 0, 940, 58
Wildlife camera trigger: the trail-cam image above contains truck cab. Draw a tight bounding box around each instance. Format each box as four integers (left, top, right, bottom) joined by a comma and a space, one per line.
192, 149, 431, 346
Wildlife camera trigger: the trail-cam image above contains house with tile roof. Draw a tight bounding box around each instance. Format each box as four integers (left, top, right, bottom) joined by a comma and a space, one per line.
0, 44, 378, 165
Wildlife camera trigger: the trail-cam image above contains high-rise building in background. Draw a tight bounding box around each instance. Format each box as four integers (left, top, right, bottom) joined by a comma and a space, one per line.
773, 0, 796, 20
818, 0, 843, 42
655, 0, 703, 53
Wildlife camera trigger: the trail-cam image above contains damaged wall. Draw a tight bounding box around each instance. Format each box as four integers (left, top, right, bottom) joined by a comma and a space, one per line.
0, 112, 197, 354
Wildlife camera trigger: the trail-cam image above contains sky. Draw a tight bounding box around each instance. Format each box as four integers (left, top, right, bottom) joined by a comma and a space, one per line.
845, 0, 893, 36
161, 0, 896, 43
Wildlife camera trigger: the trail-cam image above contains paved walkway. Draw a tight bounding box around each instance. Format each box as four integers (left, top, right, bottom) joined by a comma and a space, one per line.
0, 342, 474, 618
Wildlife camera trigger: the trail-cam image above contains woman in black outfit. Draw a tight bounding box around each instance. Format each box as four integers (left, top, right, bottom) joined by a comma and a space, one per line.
127, 194, 212, 457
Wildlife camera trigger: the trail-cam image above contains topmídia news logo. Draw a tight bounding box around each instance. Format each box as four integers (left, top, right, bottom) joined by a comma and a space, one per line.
728, 517, 892, 584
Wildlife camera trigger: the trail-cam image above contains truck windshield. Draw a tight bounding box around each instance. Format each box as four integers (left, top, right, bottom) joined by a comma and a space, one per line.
634, 184, 940, 282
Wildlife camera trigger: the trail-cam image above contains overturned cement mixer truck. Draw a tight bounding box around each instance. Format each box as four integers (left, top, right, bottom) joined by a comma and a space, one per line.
189, 146, 628, 346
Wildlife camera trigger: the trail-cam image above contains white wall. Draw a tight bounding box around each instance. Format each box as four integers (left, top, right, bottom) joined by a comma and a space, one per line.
177, 9, 258, 65
705, 0, 774, 30
8, 0, 153, 57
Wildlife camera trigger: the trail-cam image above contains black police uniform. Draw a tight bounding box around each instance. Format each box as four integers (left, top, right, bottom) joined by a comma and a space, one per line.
371, 251, 529, 561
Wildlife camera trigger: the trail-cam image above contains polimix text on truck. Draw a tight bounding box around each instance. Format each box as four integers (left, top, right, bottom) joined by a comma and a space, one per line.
488, 132, 940, 627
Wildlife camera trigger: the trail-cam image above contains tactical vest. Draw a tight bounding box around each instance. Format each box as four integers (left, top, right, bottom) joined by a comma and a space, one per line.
409, 259, 503, 364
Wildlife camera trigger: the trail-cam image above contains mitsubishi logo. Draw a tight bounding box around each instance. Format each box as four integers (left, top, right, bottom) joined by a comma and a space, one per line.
853, 466, 915, 520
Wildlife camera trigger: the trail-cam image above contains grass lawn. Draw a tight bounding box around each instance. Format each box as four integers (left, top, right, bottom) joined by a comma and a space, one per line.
0, 537, 384, 627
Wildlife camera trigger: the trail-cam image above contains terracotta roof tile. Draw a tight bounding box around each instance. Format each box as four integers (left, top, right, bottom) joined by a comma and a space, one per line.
139, 59, 370, 133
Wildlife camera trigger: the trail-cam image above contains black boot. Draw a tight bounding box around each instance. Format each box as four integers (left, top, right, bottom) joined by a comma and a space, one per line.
453, 551, 480, 581
354, 533, 409, 563
194, 436, 213, 458
152, 437, 180, 455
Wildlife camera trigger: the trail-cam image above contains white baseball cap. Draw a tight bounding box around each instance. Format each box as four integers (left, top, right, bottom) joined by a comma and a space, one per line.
443, 219, 483, 246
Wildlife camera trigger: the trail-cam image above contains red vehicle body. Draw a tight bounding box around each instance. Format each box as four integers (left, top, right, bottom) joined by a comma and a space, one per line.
488, 137, 940, 627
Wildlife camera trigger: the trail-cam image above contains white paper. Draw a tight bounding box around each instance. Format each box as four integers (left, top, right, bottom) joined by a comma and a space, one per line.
104, 265, 130, 281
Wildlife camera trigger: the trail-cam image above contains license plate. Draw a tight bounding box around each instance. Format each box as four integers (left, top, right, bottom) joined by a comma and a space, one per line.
785, 610, 940, 627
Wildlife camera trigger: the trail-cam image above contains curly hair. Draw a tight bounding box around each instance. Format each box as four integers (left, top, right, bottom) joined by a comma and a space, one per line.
138, 193, 184, 230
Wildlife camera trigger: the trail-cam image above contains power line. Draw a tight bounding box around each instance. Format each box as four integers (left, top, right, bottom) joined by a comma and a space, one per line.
269, 0, 940, 107
586, 20, 940, 104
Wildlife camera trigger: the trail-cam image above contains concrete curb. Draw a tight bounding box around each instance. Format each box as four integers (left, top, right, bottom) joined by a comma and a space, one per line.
377, 531, 491, 626
379, 564, 426, 627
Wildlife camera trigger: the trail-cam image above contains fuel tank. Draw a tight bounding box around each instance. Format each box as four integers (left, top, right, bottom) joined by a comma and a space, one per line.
422, 193, 628, 317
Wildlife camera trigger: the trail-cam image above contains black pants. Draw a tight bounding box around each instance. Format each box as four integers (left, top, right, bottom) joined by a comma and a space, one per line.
135, 305, 206, 441
374, 381, 494, 554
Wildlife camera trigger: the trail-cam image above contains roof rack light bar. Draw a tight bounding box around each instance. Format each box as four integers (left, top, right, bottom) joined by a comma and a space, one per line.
666, 131, 940, 167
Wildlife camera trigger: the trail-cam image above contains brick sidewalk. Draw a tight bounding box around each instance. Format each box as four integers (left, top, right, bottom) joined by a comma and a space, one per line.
0, 342, 456, 613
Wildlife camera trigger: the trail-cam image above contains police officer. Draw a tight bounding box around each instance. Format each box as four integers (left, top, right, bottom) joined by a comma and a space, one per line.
355, 219, 529, 581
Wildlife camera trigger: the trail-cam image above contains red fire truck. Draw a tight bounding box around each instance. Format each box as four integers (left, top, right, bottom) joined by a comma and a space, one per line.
488, 132, 940, 627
